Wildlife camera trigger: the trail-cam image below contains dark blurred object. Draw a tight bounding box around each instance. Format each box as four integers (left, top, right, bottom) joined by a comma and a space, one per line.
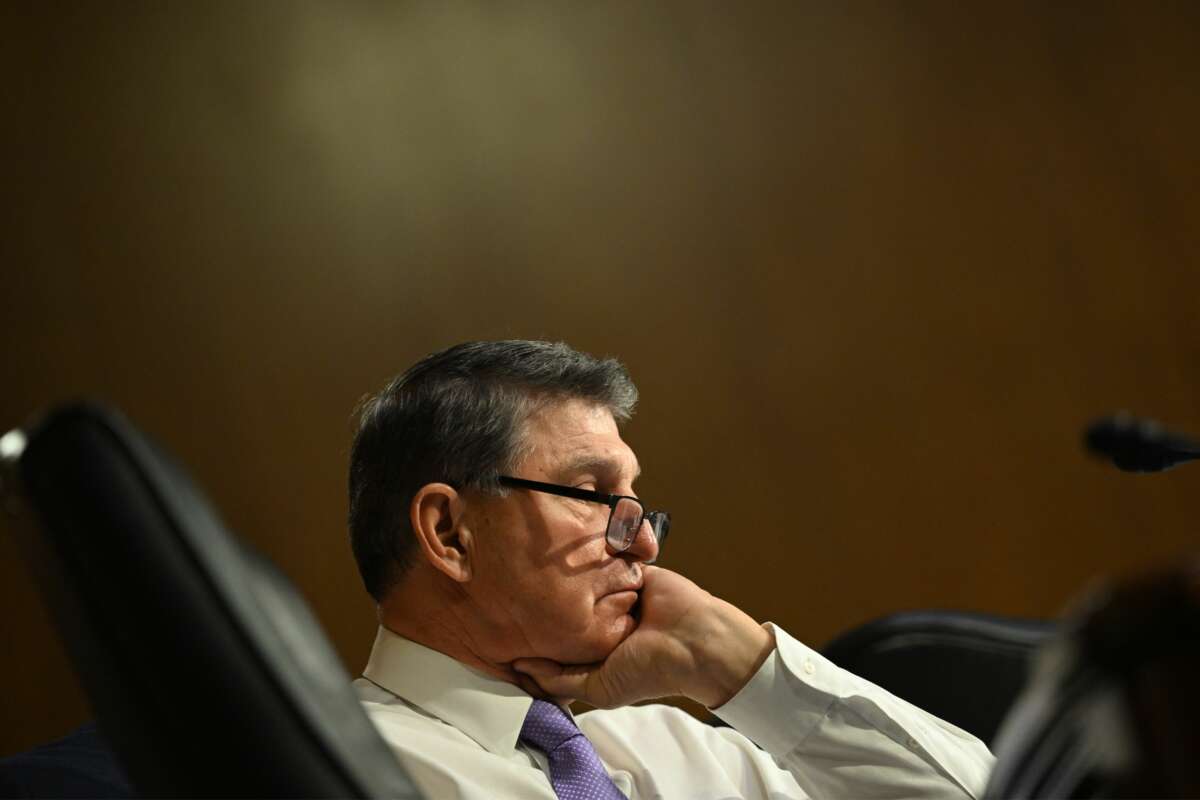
822, 611, 1054, 745
0, 723, 131, 799
1084, 414, 1200, 473
0, 404, 419, 798
986, 559, 1200, 798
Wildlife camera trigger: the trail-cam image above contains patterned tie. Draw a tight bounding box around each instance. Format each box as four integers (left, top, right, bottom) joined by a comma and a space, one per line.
520, 699, 627, 799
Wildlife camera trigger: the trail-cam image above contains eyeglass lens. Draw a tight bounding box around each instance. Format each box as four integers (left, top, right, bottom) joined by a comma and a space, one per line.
605, 499, 671, 556
606, 497, 644, 551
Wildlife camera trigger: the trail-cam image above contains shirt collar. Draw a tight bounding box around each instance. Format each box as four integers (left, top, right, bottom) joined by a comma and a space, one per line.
362, 626, 535, 757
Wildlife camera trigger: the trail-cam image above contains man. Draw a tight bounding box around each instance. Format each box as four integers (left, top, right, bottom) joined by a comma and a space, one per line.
348, 340, 993, 799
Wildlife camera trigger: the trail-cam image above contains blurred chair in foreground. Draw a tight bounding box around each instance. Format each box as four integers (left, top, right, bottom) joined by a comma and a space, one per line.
986, 559, 1200, 799
0, 403, 418, 798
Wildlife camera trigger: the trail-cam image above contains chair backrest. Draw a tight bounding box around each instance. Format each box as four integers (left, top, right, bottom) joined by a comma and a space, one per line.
2, 403, 420, 798
821, 610, 1056, 745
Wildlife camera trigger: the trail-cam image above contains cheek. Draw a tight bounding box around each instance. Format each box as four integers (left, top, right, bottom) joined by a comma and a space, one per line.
513, 566, 607, 639
559, 529, 610, 570
477, 515, 614, 621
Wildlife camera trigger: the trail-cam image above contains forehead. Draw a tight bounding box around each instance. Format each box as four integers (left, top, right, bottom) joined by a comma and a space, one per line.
519, 399, 640, 481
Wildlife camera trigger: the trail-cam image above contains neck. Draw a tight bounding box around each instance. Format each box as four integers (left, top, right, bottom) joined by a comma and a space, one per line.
379, 567, 527, 687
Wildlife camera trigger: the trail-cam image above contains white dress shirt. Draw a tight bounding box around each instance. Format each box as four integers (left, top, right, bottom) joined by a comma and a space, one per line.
354, 624, 994, 799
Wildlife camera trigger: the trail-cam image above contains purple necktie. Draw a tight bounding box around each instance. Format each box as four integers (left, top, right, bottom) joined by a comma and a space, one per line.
520, 699, 627, 799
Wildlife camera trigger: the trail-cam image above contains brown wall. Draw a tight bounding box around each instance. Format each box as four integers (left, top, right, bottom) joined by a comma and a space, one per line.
3, 2, 1199, 754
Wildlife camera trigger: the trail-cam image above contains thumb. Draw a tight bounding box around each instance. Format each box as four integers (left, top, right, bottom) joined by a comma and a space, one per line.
512, 658, 601, 701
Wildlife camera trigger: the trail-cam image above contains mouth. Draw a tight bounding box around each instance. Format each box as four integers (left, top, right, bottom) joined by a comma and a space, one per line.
600, 571, 643, 609
599, 587, 641, 614
606, 581, 642, 598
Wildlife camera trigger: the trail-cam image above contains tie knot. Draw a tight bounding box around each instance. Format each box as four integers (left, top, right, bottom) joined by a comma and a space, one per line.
520, 699, 581, 754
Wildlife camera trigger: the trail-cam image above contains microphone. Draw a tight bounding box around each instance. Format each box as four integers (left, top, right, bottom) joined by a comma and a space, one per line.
1084, 413, 1200, 473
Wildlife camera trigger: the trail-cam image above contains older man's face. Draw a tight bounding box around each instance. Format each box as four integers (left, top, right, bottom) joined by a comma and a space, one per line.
463, 398, 657, 665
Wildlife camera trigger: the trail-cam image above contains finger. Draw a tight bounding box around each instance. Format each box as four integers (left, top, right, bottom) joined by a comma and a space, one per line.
641, 564, 671, 587
514, 672, 553, 701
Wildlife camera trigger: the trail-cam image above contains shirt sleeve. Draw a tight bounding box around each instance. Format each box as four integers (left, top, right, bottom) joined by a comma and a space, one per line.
711, 623, 995, 800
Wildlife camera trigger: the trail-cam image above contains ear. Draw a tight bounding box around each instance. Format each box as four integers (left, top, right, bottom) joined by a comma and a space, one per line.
410, 482, 473, 582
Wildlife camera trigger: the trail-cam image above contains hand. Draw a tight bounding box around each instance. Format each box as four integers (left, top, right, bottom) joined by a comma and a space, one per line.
512, 566, 775, 709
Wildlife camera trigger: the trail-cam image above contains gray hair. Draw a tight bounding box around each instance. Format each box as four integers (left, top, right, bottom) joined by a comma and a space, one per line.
348, 340, 638, 601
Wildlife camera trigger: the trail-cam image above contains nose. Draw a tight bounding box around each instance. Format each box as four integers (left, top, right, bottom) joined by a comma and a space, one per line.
621, 517, 660, 564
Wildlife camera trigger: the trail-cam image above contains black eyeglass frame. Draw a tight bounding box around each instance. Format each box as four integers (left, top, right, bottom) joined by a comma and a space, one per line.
496, 475, 669, 562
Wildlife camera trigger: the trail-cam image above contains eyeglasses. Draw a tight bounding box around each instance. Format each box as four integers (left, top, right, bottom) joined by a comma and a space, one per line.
497, 476, 670, 564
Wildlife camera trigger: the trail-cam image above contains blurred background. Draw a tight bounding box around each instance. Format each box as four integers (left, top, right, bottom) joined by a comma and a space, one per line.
3, 2, 1199, 754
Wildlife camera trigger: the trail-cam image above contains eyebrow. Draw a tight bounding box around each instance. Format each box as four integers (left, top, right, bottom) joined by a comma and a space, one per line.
554, 454, 642, 484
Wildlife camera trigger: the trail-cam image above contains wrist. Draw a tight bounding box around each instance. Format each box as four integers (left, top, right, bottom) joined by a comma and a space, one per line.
690, 599, 775, 708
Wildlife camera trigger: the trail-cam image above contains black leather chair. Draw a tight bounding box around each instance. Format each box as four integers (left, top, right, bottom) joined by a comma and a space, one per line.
822, 610, 1056, 745
1, 403, 419, 798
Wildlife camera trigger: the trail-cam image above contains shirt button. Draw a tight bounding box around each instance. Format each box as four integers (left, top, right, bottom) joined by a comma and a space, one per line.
906, 737, 919, 749
802, 658, 816, 675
